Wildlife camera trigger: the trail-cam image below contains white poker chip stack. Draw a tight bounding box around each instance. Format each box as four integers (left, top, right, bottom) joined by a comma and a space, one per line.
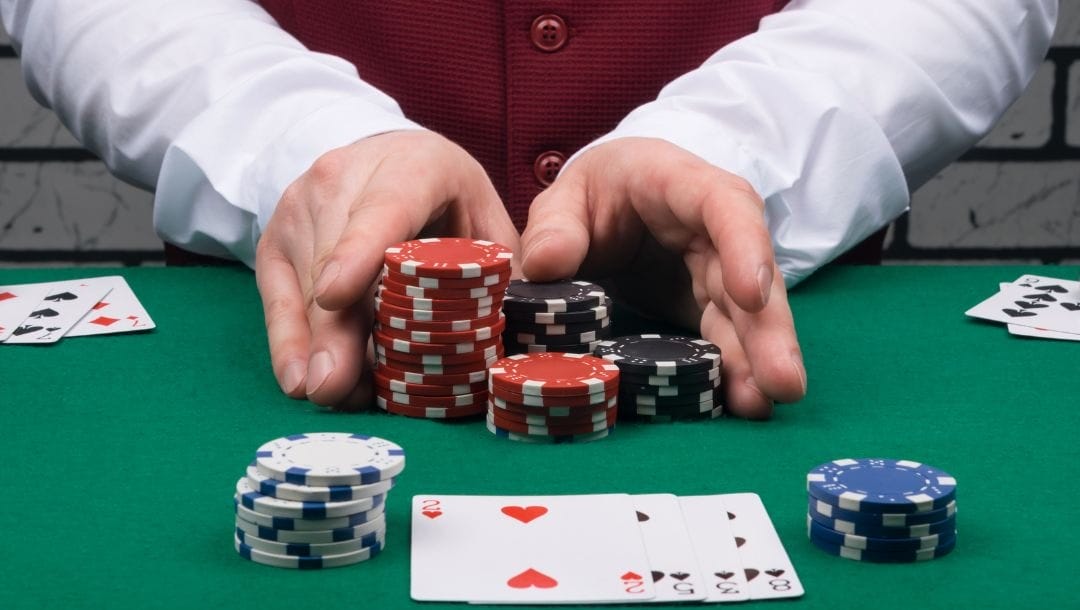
232, 433, 405, 569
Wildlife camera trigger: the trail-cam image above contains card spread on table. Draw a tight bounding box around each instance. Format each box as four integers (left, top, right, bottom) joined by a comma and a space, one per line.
410, 494, 656, 604
410, 492, 802, 604
0, 276, 154, 344
966, 274, 1080, 338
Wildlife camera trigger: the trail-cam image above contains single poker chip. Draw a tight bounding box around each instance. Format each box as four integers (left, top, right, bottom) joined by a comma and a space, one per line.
375, 363, 488, 386
376, 290, 502, 314
375, 354, 498, 376
503, 339, 603, 355
375, 336, 501, 360
620, 366, 720, 387
255, 433, 405, 487
806, 459, 957, 514
808, 504, 958, 539
510, 327, 611, 345
373, 369, 487, 397
490, 395, 617, 418
245, 463, 395, 502
236, 478, 385, 518
235, 512, 385, 544
375, 316, 506, 344
382, 266, 511, 289
490, 403, 616, 426
625, 406, 724, 423
806, 516, 955, 552
595, 334, 722, 376
384, 238, 512, 279
619, 388, 722, 407
807, 530, 957, 563
503, 297, 612, 324
236, 525, 384, 557
502, 280, 606, 313
485, 418, 612, 444
487, 411, 615, 436
808, 497, 957, 529
489, 385, 614, 407
235, 533, 382, 569
380, 275, 504, 300
374, 387, 486, 408
235, 501, 385, 531
620, 376, 721, 397
376, 396, 486, 419
488, 353, 621, 397
619, 400, 717, 417
503, 317, 610, 337
376, 309, 504, 332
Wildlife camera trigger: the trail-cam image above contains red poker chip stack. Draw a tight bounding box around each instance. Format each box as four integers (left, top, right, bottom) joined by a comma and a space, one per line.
373, 238, 513, 418
486, 353, 621, 443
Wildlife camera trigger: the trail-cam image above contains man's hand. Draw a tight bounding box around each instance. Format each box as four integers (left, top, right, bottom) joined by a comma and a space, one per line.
520, 137, 806, 419
255, 130, 520, 409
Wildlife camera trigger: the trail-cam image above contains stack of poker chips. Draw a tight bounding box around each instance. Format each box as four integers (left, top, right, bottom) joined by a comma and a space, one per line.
233, 433, 405, 569
594, 334, 723, 421
486, 352, 621, 443
373, 238, 513, 418
805, 458, 958, 563
502, 280, 612, 354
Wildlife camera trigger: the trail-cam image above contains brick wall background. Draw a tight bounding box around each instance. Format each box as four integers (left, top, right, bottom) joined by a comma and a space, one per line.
1, 8, 1078, 268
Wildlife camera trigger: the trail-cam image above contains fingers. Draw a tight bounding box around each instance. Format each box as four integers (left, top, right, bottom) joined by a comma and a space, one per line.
304, 293, 375, 407
520, 169, 592, 281
255, 238, 311, 398
700, 302, 774, 420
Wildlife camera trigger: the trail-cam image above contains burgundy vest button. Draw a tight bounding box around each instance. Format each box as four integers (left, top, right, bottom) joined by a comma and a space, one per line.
530, 14, 568, 52
533, 151, 566, 186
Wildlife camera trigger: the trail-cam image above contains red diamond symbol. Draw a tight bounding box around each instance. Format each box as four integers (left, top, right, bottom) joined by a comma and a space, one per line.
0, 292, 15, 302
92, 301, 109, 310
90, 316, 120, 327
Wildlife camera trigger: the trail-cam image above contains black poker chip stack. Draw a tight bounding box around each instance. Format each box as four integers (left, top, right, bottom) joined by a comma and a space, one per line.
594, 334, 723, 422
501, 280, 613, 355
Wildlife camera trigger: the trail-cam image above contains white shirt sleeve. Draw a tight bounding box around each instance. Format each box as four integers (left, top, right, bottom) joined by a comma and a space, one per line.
0, 0, 423, 265
578, 0, 1057, 285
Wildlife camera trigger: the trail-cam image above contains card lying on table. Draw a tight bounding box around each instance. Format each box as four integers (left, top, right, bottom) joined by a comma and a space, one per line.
966, 274, 1080, 340
410, 492, 802, 605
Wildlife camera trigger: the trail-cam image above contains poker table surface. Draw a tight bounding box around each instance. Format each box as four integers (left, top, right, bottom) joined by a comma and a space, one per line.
1, 264, 1077, 609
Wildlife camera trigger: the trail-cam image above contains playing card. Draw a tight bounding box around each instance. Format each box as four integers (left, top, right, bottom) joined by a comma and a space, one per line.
1006, 323, 1080, 341
966, 274, 1080, 335
631, 494, 707, 603
678, 495, 750, 602
720, 493, 804, 600
410, 494, 655, 604
3, 280, 113, 344
66, 276, 155, 337
0, 282, 52, 341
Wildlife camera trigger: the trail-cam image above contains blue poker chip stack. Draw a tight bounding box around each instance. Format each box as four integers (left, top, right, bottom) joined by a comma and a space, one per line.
501, 280, 613, 355
806, 458, 958, 563
595, 334, 724, 422
233, 433, 405, 569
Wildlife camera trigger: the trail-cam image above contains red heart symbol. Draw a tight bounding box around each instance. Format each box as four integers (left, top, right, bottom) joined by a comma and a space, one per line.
621, 571, 642, 581
422, 510, 442, 519
507, 568, 558, 589
501, 505, 548, 523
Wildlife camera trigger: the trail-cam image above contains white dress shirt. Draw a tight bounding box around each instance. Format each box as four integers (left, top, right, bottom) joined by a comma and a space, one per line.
0, 0, 1056, 284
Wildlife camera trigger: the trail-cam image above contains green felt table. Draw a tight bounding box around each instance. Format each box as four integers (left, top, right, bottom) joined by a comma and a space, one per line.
1, 264, 1077, 609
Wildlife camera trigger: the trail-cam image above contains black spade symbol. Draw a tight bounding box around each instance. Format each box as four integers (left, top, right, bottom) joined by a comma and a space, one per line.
635, 511, 649, 522
44, 291, 78, 302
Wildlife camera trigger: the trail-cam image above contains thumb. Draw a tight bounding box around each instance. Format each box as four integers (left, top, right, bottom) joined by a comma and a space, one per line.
520, 170, 591, 281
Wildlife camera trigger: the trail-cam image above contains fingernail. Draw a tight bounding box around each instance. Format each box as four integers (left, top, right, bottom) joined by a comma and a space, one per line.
521, 232, 553, 270
282, 361, 305, 394
306, 351, 334, 395
314, 261, 341, 299
756, 264, 772, 306
791, 353, 807, 394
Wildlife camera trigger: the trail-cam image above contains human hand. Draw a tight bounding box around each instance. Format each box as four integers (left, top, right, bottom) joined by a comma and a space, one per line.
255, 130, 520, 409
519, 137, 806, 419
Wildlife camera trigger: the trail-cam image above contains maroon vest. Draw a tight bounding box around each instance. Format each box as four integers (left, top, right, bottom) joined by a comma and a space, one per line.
167, 1, 886, 265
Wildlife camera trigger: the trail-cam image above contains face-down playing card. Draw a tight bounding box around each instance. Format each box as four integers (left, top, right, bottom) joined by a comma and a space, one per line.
410, 494, 656, 604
